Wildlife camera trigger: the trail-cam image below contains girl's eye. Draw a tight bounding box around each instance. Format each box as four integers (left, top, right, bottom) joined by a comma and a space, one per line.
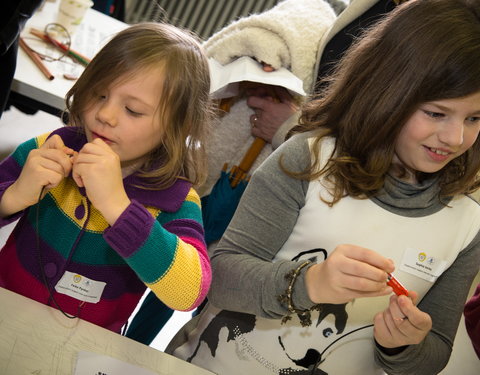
423, 110, 444, 119
126, 107, 143, 116
466, 116, 480, 124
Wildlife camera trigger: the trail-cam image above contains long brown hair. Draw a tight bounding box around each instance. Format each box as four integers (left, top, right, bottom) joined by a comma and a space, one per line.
287, 0, 480, 204
66, 22, 213, 189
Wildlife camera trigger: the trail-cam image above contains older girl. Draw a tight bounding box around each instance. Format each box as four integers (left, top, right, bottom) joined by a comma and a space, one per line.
167, 1, 480, 374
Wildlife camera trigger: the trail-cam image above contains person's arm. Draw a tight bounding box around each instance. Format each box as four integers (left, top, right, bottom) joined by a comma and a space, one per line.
0, 131, 73, 224
374, 232, 480, 375
465, 282, 480, 359
103, 188, 211, 312
0, 0, 44, 54
209, 133, 394, 317
0, 140, 33, 225
209, 134, 314, 317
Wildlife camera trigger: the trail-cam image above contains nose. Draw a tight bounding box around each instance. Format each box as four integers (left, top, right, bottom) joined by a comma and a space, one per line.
439, 119, 464, 147
96, 99, 118, 127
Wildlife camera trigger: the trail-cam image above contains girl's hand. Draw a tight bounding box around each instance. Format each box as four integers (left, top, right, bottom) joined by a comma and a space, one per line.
373, 291, 432, 348
7, 134, 74, 209
305, 244, 394, 304
72, 138, 130, 225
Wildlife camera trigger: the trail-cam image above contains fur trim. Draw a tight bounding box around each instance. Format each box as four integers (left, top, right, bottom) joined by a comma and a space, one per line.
203, 0, 336, 93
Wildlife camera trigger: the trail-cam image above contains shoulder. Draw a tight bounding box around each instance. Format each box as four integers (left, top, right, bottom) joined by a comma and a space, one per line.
273, 132, 335, 171
270, 132, 316, 170
124, 176, 194, 213
448, 194, 480, 249
45, 126, 86, 151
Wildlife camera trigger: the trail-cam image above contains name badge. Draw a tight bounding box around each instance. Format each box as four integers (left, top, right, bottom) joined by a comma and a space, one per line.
55, 271, 106, 303
399, 247, 447, 282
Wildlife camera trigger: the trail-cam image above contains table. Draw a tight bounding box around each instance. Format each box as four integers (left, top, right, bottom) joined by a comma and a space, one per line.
11, 0, 128, 116
0, 287, 214, 375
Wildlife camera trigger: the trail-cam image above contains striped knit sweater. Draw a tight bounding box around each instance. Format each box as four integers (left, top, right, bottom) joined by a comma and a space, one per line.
0, 127, 211, 332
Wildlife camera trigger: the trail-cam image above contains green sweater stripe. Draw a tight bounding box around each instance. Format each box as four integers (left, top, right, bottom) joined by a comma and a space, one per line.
27, 194, 125, 265
127, 224, 178, 283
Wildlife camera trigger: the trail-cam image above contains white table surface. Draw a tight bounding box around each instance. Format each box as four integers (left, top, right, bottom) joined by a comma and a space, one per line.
0, 287, 214, 375
11, 0, 128, 112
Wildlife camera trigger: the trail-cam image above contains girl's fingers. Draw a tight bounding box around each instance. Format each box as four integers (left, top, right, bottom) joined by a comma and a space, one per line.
72, 171, 84, 187
342, 274, 391, 294
341, 245, 395, 276
387, 295, 407, 321
332, 253, 390, 285
43, 134, 65, 149
43, 134, 74, 155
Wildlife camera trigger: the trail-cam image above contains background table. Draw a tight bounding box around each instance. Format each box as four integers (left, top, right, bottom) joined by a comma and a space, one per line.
0, 287, 214, 375
11, 0, 128, 116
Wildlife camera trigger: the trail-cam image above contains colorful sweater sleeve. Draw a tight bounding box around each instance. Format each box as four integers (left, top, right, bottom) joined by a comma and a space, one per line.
0, 136, 41, 226
103, 189, 211, 312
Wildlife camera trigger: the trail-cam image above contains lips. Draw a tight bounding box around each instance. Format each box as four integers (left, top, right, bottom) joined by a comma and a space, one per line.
424, 146, 451, 162
92, 131, 113, 144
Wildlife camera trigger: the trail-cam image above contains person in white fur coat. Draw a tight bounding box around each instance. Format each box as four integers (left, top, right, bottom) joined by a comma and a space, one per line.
199, 0, 337, 199
253, 0, 403, 138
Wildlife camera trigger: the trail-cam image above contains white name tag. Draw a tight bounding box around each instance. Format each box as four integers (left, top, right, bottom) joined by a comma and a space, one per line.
55, 271, 106, 303
399, 247, 447, 282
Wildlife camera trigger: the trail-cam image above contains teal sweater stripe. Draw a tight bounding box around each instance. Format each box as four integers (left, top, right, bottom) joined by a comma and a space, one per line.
26, 194, 126, 265
10, 137, 38, 166
127, 218, 179, 283
157, 199, 204, 226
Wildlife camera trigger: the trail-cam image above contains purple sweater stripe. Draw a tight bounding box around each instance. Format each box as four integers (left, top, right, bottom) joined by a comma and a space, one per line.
104, 200, 154, 258
163, 218, 205, 240
11, 218, 145, 299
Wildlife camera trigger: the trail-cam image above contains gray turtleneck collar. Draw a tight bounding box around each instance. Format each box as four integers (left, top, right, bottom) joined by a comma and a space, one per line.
372, 174, 451, 217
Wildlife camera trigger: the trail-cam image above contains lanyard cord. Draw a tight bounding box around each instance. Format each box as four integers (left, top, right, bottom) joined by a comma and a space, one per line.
36, 185, 85, 319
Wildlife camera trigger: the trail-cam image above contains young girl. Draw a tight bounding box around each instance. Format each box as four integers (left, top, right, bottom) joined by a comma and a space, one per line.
0, 22, 212, 333
166, 0, 480, 374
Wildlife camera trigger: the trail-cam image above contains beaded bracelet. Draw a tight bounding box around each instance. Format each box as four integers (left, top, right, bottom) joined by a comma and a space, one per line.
277, 260, 322, 327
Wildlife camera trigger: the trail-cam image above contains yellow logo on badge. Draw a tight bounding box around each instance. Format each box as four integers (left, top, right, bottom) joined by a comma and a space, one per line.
73, 274, 82, 283
418, 252, 427, 262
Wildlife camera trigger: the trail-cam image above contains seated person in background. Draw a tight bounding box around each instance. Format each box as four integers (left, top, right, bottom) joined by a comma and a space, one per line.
125, 0, 337, 345
165, 0, 480, 374
0, 0, 43, 118
0, 23, 212, 333
465, 283, 480, 359
248, 0, 406, 140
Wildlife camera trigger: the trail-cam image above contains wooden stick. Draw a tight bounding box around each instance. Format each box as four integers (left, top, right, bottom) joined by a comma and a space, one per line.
19, 37, 54, 80
29, 28, 91, 66
230, 137, 267, 188
237, 137, 266, 173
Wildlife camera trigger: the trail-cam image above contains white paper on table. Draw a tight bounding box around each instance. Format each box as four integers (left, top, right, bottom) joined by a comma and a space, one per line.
208, 56, 306, 99
74, 351, 158, 375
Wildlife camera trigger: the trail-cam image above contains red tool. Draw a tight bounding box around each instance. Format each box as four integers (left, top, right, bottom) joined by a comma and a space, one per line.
387, 273, 409, 296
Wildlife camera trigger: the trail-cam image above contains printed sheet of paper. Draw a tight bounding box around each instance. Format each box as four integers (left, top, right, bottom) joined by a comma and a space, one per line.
74, 351, 158, 375
209, 56, 306, 99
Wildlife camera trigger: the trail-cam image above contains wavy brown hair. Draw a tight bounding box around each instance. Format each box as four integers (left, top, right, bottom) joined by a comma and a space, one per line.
287, 0, 480, 205
66, 22, 213, 189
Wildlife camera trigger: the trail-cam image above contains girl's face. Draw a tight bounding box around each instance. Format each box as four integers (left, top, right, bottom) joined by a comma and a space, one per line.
392, 91, 480, 183
82, 66, 165, 173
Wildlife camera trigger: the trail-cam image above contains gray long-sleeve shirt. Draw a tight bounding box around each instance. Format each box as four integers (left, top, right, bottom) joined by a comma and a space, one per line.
168, 133, 480, 375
